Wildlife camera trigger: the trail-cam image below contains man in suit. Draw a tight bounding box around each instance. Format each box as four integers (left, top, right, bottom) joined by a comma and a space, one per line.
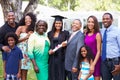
65, 19, 84, 80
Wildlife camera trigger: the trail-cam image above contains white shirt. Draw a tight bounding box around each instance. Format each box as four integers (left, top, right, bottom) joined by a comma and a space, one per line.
68, 30, 80, 42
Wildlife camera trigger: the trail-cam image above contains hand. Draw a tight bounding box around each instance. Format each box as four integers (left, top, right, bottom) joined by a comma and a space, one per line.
78, 75, 81, 80
25, 31, 33, 39
61, 41, 67, 47
3, 72, 6, 79
17, 72, 21, 79
49, 49, 54, 55
2, 46, 11, 53
83, 29, 87, 35
89, 64, 95, 74
72, 67, 78, 73
34, 65, 39, 73
111, 64, 120, 75
25, 34, 31, 39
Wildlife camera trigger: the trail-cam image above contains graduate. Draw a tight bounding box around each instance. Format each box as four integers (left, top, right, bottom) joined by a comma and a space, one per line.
48, 15, 69, 80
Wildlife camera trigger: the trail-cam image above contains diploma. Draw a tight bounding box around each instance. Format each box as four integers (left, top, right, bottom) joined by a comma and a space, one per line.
52, 40, 67, 52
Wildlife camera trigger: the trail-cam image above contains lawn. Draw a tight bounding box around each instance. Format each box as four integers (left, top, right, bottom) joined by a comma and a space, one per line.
0, 52, 37, 80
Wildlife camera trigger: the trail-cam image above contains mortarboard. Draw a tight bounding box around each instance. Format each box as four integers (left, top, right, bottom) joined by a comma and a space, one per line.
51, 15, 67, 22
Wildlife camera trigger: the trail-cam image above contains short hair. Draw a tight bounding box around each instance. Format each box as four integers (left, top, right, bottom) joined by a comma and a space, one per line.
5, 32, 18, 45
7, 11, 15, 14
36, 20, 48, 32
74, 19, 82, 25
103, 12, 113, 20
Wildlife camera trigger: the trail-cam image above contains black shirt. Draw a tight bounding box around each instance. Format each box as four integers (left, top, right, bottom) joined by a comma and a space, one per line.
0, 22, 18, 50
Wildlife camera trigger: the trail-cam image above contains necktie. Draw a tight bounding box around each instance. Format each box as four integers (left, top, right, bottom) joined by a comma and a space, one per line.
102, 29, 107, 61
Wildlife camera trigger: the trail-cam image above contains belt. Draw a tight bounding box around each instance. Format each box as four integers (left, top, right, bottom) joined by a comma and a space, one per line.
106, 57, 120, 61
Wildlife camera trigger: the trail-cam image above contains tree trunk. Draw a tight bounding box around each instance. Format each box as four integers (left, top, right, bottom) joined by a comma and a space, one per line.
24, 0, 38, 15
0, 0, 22, 22
0, 0, 38, 22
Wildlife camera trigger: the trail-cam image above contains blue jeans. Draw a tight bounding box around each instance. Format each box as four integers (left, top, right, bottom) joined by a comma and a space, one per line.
101, 58, 120, 80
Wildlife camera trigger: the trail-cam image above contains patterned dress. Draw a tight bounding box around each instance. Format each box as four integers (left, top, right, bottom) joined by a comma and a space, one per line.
80, 62, 94, 80
28, 32, 50, 80
17, 33, 31, 69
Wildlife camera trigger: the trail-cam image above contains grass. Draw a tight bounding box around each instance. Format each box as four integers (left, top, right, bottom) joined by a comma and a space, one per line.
0, 52, 37, 80
0, 54, 3, 80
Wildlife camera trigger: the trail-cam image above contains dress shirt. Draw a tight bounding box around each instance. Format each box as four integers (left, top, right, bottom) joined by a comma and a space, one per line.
68, 30, 80, 42
101, 25, 120, 58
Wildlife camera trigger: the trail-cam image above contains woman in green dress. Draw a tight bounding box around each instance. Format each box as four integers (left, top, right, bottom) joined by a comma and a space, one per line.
28, 20, 50, 80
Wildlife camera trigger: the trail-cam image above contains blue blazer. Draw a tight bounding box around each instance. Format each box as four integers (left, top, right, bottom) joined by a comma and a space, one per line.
65, 31, 84, 71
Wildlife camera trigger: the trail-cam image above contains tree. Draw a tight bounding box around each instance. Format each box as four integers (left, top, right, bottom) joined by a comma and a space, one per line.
0, 0, 38, 22
95, 0, 111, 11
47, 0, 80, 11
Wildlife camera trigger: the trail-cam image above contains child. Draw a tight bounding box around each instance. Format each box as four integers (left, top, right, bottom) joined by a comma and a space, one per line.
78, 45, 94, 80
2, 32, 23, 80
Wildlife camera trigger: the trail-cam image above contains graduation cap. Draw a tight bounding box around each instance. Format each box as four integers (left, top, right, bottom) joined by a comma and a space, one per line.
51, 15, 67, 22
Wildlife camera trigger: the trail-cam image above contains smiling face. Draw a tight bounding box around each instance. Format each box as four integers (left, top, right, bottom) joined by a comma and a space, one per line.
81, 47, 87, 58
102, 14, 113, 28
87, 17, 95, 31
36, 21, 46, 35
25, 15, 32, 26
54, 21, 62, 30
8, 37, 15, 48
7, 12, 15, 24
72, 19, 81, 32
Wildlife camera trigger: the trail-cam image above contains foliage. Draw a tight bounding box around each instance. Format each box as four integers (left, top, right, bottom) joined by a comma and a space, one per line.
38, 0, 80, 11
38, 0, 120, 11
94, 0, 120, 11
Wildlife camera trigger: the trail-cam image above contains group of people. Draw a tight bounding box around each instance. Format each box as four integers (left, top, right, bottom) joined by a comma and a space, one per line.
0, 11, 120, 80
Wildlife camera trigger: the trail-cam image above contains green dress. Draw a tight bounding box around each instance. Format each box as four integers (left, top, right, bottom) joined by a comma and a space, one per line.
28, 32, 50, 80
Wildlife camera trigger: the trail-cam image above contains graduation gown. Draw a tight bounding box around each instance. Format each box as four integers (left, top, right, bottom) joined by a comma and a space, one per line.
48, 30, 69, 80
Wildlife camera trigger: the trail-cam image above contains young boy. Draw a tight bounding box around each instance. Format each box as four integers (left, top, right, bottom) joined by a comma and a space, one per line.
2, 32, 23, 80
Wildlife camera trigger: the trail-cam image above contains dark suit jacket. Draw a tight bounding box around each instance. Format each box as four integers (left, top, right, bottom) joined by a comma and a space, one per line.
65, 31, 84, 71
